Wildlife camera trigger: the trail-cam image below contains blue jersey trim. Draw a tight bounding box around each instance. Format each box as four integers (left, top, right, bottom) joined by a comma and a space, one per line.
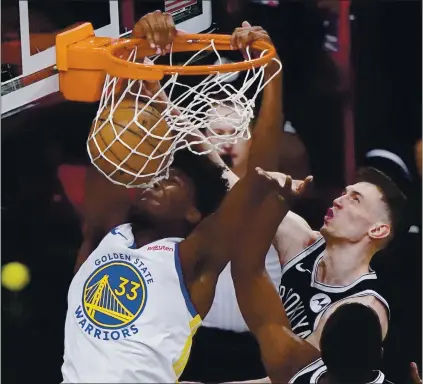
174, 243, 198, 318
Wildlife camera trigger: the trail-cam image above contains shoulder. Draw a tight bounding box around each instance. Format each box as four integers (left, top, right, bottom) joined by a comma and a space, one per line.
273, 211, 319, 266
308, 294, 389, 348
346, 295, 389, 337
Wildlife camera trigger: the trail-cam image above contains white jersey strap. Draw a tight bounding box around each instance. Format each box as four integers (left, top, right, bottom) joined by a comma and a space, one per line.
313, 289, 391, 331
289, 358, 325, 383
309, 365, 327, 383
290, 358, 388, 384
369, 370, 386, 383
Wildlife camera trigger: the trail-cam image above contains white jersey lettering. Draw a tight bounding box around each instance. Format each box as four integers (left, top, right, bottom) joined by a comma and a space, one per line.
62, 224, 201, 383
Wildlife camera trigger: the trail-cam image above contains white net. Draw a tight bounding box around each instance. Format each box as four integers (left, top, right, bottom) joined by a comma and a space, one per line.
87, 39, 282, 188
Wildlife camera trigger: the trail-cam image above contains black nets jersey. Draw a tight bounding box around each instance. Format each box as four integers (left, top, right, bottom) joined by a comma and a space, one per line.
279, 237, 390, 339
289, 358, 393, 383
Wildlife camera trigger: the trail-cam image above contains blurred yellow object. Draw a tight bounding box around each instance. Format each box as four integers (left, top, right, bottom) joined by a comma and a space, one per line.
1, 262, 30, 291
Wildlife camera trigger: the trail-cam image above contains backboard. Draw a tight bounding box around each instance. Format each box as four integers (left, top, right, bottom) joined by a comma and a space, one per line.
1, 0, 213, 119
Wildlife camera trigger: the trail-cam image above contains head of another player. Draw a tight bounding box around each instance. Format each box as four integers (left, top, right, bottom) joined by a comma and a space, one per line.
129, 149, 228, 235
320, 303, 383, 384
205, 101, 251, 171
321, 167, 407, 251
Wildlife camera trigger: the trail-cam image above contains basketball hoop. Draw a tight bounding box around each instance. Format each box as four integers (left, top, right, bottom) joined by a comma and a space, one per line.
56, 23, 282, 188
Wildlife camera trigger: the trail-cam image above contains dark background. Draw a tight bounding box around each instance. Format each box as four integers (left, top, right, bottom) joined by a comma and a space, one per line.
1, 1, 421, 383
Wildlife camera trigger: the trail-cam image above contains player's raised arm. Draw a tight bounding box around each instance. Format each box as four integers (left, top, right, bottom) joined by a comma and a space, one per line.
233, 268, 320, 383
76, 12, 178, 271
177, 23, 316, 319
178, 24, 294, 313
193, 23, 315, 264
233, 22, 283, 173
229, 172, 319, 382
75, 165, 132, 271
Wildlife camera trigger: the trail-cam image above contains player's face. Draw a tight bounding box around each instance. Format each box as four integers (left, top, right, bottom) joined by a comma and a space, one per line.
321, 182, 390, 243
133, 168, 201, 226
207, 107, 250, 169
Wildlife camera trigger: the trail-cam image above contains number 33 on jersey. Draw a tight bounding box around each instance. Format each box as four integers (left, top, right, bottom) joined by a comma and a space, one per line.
83, 261, 147, 333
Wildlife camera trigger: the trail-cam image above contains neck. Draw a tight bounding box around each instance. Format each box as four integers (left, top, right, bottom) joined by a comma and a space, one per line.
131, 219, 188, 248
231, 160, 248, 178
318, 238, 375, 286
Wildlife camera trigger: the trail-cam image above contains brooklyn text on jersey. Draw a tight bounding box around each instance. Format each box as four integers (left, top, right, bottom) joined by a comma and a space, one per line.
279, 237, 389, 338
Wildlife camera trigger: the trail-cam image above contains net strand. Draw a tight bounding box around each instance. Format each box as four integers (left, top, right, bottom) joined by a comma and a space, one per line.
88, 41, 282, 188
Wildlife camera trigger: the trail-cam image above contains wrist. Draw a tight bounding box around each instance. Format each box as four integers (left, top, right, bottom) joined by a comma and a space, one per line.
264, 56, 282, 79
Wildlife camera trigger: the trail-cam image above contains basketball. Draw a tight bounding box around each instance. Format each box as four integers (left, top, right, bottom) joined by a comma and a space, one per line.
87, 99, 173, 186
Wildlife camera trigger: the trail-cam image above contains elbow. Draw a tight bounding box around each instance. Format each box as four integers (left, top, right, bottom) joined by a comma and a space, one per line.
230, 261, 243, 282
82, 221, 104, 243
81, 221, 107, 254
242, 167, 279, 204
74, 225, 104, 274
231, 258, 266, 279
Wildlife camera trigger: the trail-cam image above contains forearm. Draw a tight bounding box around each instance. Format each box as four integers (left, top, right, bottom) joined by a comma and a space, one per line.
231, 268, 321, 383
196, 169, 289, 275
231, 186, 291, 275
233, 267, 291, 328
230, 197, 291, 331
247, 61, 283, 173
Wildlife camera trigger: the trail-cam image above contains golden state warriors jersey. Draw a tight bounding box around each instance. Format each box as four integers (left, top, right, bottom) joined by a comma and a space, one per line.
61, 224, 201, 383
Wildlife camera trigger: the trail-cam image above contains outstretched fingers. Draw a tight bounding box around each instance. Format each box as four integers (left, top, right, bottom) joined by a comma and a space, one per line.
297, 176, 313, 195
255, 168, 313, 202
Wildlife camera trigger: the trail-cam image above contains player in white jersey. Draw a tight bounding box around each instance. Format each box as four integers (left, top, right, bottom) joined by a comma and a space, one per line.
64, 226, 200, 382
62, 12, 310, 383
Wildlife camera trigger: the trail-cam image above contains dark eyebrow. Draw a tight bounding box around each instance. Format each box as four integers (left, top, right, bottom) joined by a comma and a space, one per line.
345, 187, 364, 199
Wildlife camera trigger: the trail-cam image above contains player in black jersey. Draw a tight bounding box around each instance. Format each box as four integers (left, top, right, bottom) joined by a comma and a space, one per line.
264, 167, 407, 348
289, 303, 392, 383
229, 249, 421, 383
228, 168, 407, 383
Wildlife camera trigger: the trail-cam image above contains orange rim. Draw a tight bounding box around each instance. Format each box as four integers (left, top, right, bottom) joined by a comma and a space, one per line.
104, 33, 276, 80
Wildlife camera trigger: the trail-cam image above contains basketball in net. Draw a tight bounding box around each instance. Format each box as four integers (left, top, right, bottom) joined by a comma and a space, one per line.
56, 25, 282, 188
87, 98, 173, 186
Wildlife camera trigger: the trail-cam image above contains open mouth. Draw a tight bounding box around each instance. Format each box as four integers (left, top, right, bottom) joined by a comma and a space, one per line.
324, 208, 334, 222
139, 183, 161, 201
